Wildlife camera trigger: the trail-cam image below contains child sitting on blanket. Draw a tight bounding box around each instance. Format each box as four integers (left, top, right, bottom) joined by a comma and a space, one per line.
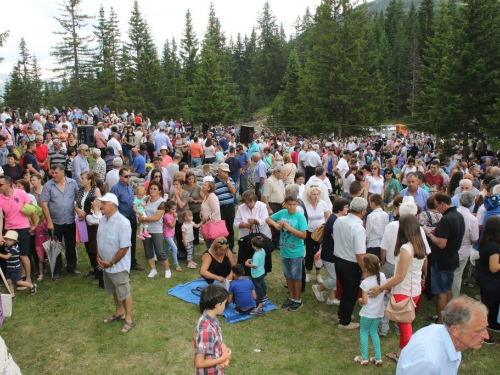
228, 264, 264, 317
195, 284, 232, 374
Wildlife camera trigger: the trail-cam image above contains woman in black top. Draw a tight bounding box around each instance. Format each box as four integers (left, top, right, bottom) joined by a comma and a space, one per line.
123, 126, 136, 166
478, 216, 500, 342
2, 153, 24, 182
200, 237, 236, 284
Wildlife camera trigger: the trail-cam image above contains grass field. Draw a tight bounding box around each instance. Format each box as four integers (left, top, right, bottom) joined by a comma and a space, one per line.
2, 239, 500, 375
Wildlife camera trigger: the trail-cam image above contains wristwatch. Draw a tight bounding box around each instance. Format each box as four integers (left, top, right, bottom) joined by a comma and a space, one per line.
110, 260, 114, 266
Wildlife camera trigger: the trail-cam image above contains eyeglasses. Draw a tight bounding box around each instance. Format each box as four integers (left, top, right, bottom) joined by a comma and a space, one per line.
371, 167, 378, 171
430, 190, 438, 194
217, 240, 229, 245
83, 149, 89, 152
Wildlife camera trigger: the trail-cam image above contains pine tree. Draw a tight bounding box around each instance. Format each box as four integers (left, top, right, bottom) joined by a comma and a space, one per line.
418, 0, 434, 53
180, 10, 199, 86
51, 0, 95, 107
268, 49, 302, 132
0, 31, 9, 65
190, 4, 232, 124
126, 0, 163, 117
3, 38, 43, 112
254, 2, 288, 103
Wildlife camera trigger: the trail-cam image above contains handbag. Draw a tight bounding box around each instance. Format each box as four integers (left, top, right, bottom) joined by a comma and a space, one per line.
0, 267, 13, 318
385, 251, 416, 323
201, 214, 229, 241
311, 223, 325, 243
237, 223, 274, 275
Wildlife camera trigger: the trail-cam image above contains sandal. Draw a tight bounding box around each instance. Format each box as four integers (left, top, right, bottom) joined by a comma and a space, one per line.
30, 283, 37, 296
370, 357, 383, 366
386, 353, 399, 363
37, 274, 44, 282
175, 265, 183, 272
354, 356, 369, 366
103, 313, 125, 323
121, 320, 134, 333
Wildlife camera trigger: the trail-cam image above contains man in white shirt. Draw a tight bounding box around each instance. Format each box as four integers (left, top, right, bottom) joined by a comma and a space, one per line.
107, 133, 124, 160
31, 113, 44, 134
0, 107, 11, 124
56, 114, 72, 132
104, 158, 122, 192
365, 194, 389, 260
397, 296, 488, 374
303, 144, 322, 183
333, 150, 352, 185
298, 144, 308, 173
347, 137, 357, 152
452, 192, 478, 298
333, 197, 367, 330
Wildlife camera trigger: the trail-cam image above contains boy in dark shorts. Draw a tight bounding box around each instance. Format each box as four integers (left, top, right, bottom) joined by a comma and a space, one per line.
0, 231, 37, 296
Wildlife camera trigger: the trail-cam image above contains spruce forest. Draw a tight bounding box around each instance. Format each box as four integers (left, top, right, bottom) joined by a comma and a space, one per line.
2, 0, 500, 140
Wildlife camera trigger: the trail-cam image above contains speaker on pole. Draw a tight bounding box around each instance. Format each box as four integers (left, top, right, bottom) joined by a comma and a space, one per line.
240, 125, 254, 145
77, 125, 95, 147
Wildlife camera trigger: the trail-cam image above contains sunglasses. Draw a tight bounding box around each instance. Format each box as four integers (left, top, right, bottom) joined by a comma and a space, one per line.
122, 175, 131, 178
217, 240, 229, 245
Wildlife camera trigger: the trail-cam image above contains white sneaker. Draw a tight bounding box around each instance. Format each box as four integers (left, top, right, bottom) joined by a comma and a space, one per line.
326, 298, 341, 305
148, 269, 158, 278
165, 269, 172, 278
312, 284, 325, 302
305, 274, 311, 283
316, 274, 324, 284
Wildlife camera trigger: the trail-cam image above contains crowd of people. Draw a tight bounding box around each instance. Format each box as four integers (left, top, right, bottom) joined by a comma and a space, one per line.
0, 104, 498, 374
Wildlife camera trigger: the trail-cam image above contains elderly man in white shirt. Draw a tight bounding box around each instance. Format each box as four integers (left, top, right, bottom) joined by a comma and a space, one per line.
452, 192, 478, 298
333, 197, 367, 330
396, 296, 488, 375
378, 197, 431, 336
333, 150, 352, 186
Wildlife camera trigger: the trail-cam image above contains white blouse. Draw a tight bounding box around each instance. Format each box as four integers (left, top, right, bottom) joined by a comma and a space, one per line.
234, 201, 272, 239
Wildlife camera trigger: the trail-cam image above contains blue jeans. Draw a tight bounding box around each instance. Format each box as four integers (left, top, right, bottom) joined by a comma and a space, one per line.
164, 236, 178, 266
281, 257, 303, 282
240, 172, 249, 195
233, 177, 240, 206
124, 147, 133, 165
191, 157, 202, 168
252, 274, 267, 305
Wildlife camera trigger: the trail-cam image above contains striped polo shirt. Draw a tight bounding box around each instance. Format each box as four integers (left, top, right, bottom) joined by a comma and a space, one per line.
214, 176, 235, 206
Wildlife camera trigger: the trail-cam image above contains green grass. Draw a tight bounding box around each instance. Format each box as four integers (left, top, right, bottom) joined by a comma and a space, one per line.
3, 240, 500, 375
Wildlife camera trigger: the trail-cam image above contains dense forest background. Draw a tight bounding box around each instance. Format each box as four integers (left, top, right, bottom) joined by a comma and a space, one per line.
1, 0, 500, 141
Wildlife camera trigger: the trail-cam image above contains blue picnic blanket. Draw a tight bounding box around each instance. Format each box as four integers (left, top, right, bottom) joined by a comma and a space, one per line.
167, 278, 278, 324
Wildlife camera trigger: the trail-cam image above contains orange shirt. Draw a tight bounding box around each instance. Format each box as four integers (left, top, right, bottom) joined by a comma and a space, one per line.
189, 142, 203, 158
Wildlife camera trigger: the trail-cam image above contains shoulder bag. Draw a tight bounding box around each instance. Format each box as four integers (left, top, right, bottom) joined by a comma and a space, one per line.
385, 249, 416, 323
201, 214, 229, 241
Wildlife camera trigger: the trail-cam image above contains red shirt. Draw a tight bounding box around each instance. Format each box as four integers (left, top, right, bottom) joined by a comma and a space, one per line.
291, 151, 299, 166
135, 116, 141, 126
423, 172, 444, 189
34, 144, 49, 170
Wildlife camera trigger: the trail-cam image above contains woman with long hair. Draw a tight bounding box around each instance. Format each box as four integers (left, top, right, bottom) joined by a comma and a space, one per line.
446, 171, 463, 197
203, 138, 216, 164
382, 168, 402, 207
283, 153, 297, 186
368, 214, 428, 363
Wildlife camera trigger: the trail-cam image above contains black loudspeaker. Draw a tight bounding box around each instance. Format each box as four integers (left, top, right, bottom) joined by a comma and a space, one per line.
77, 125, 95, 147
240, 125, 254, 145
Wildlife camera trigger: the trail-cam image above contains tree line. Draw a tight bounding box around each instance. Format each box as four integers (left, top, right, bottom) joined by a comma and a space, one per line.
2, 0, 500, 142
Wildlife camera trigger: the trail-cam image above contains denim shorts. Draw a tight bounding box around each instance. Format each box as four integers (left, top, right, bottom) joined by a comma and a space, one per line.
431, 262, 455, 294
281, 257, 303, 282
